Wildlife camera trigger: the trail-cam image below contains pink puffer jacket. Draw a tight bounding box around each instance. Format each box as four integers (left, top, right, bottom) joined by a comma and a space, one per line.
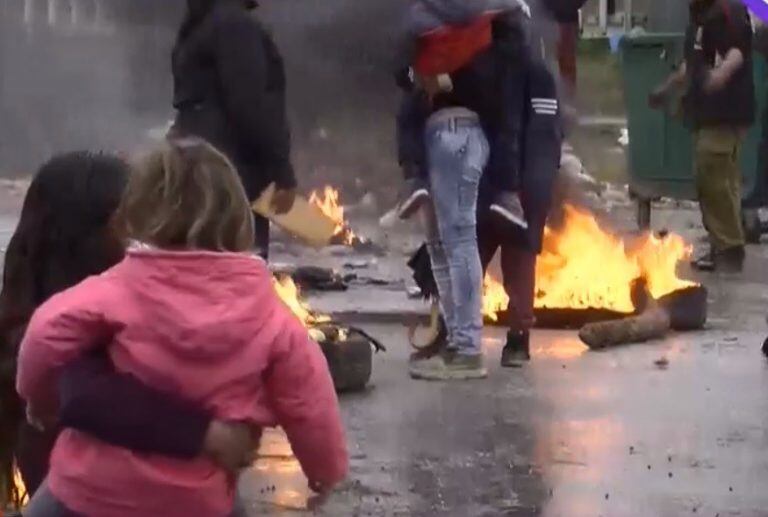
17, 248, 348, 517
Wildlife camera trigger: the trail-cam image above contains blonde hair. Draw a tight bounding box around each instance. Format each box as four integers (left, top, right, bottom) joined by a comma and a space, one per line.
118, 138, 254, 252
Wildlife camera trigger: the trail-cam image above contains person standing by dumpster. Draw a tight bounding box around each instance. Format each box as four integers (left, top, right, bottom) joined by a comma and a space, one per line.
649, 0, 755, 273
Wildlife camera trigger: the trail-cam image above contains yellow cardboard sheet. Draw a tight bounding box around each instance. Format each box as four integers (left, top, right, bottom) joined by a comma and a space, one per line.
253, 183, 337, 248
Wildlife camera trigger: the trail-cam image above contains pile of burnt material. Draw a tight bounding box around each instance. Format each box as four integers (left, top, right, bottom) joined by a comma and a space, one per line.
577, 284, 708, 349
310, 325, 386, 392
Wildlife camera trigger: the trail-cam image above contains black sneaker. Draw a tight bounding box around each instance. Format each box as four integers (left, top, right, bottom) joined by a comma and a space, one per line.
501, 330, 530, 368
397, 178, 430, 220
490, 192, 528, 229
717, 246, 745, 273
692, 246, 744, 273
691, 248, 715, 272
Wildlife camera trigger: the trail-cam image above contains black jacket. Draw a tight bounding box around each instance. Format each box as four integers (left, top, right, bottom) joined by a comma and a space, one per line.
172, 0, 296, 200
397, 45, 527, 192
683, 0, 755, 129
514, 57, 562, 253
407, 57, 561, 295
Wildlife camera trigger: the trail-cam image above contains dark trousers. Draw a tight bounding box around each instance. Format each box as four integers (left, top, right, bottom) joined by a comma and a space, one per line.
477, 217, 537, 332
557, 22, 579, 101
16, 422, 57, 499
254, 213, 270, 260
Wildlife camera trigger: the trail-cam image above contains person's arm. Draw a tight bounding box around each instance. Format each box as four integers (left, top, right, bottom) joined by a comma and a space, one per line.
58, 354, 210, 458
265, 317, 348, 492
702, 4, 751, 94
649, 61, 687, 108
59, 355, 257, 470
213, 12, 296, 194
16, 276, 112, 419
702, 49, 745, 94
490, 48, 527, 192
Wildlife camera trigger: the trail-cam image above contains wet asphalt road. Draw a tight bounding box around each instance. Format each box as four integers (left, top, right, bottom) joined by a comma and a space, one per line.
2, 202, 768, 516
242, 323, 768, 517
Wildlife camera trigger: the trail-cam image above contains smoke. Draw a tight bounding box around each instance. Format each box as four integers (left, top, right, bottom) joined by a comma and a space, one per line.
0, 0, 409, 199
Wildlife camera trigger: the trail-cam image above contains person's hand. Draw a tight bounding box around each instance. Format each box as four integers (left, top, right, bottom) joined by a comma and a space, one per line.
203, 420, 258, 473
648, 87, 667, 109
271, 188, 296, 215
307, 480, 334, 511
308, 479, 333, 494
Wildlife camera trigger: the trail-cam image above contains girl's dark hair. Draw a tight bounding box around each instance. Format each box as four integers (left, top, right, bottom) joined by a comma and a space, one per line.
0, 151, 128, 508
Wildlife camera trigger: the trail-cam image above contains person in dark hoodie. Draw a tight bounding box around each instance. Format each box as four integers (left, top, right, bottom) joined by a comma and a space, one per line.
649, 0, 754, 273
405, 12, 562, 368
171, 0, 297, 257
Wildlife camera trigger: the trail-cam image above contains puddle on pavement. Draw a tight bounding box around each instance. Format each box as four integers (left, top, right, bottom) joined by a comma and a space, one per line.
242, 428, 311, 511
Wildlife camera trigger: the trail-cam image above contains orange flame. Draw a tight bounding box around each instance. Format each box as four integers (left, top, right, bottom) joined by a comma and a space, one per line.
272, 275, 330, 327
308, 186, 357, 245
482, 205, 696, 320
7, 465, 29, 509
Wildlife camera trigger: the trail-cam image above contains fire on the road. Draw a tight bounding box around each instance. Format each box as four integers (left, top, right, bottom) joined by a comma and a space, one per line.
272, 275, 330, 328
483, 205, 697, 321
308, 186, 358, 246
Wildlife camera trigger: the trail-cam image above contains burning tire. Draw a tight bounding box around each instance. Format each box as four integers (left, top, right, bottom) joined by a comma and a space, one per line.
319, 334, 372, 392
314, 325, 384, 393
656, 285, 708, 331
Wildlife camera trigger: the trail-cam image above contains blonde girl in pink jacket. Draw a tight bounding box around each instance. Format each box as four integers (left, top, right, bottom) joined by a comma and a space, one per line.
16, 138, 348, 517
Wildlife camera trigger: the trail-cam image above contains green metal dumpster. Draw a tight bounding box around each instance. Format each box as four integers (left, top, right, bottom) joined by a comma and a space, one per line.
619, 32, 766, 229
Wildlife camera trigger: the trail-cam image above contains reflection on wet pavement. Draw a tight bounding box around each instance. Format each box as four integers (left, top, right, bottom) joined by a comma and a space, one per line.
241, 428, 311, 512
238, 327, 768, 516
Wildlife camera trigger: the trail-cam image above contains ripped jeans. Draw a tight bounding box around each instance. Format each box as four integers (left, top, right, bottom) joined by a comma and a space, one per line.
423, 108, 489, 355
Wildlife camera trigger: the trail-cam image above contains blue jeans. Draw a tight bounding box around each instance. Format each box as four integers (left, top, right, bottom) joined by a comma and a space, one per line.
424, 108, 489, 355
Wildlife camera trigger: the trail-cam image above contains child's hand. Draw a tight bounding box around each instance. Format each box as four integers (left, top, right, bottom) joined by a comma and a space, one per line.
308, 479, 331, 494
307, 480, 333, 511
203, 420, 258, 473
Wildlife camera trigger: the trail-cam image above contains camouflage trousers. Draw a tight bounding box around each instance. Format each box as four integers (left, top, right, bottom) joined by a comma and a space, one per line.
694, 126, 746, 250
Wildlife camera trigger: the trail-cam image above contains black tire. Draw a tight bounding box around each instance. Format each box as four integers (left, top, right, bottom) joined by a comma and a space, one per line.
657, 285, 708, 331
319, 334, 373, 393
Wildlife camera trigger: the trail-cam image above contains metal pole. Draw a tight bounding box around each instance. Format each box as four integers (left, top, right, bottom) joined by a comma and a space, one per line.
624, 0, 633, 32
599, 0, 608, 34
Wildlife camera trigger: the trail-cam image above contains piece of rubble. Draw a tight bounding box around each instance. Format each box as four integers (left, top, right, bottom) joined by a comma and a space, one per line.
292, 266, 347, 291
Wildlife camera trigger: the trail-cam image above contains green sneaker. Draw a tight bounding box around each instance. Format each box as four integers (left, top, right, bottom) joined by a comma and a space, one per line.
409, 350, 487, 381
